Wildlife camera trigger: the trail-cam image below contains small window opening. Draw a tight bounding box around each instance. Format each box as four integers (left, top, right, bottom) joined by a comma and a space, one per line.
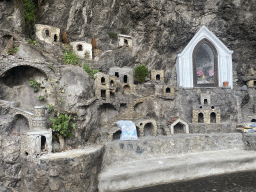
110, 80, 114, 86
166, 88, 170, 93
45, 29, 50, 37
124, 75, 128, 83
113, 130, 121, 140
41, 136, 46, 150
140, 123, 143, 126
25, 152, 29, 156
174, 122, 185, 134
54, 34, 57, 42
110, 91, 115, 98
211, 106, 214, 109
136, 126, 140, 137
101, 90, 106, 98
210, 112, 216, 123
204, 99, 208, 105
101, 77, 105, 84
198, 113, 204, 123
251, 119, 256, 122
254, 81, 256, 86
199, 106, 203, 109
124, 39, 128, 46
156, 74, 160, 80
77, 44, 83, 51
115, 72, 119, 78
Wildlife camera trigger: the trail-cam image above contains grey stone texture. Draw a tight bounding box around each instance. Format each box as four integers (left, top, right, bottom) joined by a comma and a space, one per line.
20, 146, 104, 192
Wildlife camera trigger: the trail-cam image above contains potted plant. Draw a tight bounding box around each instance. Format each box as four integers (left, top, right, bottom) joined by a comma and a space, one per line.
223, 81, 229, 87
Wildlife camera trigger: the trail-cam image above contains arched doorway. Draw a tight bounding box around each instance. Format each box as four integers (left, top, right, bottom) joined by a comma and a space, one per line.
198, 113, 204, 123
210, 112, 216, 123
113, 130, 121, 140
144, 123, 154, 136
11, 114, 30, 134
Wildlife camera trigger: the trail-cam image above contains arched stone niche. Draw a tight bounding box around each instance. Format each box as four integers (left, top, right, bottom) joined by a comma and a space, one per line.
176, 26, 233, 89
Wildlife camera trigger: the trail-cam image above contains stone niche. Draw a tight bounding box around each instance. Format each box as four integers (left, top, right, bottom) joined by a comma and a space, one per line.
118, 34, 132, 47
20, 106, 52, 160
35, 24, 60, 45
167, 117, 189, 135
135, 119, 157, 137
94, 72, 117, 102
176, 25, 233, 89
192, 94, 220, 123
109, 66, 134, 85
70, 41, 92, 59
247, 80, 256, 88
151, 70, 164, 83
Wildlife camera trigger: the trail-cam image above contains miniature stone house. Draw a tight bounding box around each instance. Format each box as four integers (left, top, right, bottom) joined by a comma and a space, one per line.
70, 41, 92, 59
200, 93, 211, 105
167, 117, 189, 135
151, 70, 164, 83
35, 24, 60, 45
109, 66, 134, 85
94, 73, 117, 102
247, 80, 256, 88
21, 106, 52, 160
118, 34, 132, 47
135, 119, 157, 137
163, 85, 175, 97
176, 25, 233, 89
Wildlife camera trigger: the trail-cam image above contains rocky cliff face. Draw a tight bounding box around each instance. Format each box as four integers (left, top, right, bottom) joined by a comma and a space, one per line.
1, 0, 256, 191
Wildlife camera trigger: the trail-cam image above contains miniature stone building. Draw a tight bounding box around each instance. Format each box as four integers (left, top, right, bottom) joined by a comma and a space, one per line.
70, 41, 92, 59
94, 73, 117, 102
118, 34, 132, 47
167, 117, 189, 135
35, 24, 60, 45
176, 25, 233, 89
109, 66, 134, 85
21, 106, 52, 160
163, 85, 175, 97
135, 119, 157, 137
247, 80, 256, 88
151, 70, 164, 83
192, 95, 221, 124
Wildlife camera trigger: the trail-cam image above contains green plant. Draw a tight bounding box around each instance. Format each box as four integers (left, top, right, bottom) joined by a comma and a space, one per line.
108, 31, 118, 39
28, 39, 37, 46
14, 47, 19, 53
46, 104, 54, 114
29, 78, 41, 92
135, 64, 149, 84
63, 49, 80, 65
49, 110, 76, 138
48, 65, 55, 71
7, 49, 13, 55
83, 62, 99, 79
39, 95, 46, 102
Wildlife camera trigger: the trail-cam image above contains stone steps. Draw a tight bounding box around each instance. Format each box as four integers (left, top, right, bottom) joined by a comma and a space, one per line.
98, 149, 256, 192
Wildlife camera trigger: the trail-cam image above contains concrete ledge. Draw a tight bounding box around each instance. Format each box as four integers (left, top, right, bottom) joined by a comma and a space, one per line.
99, 149, 256, 192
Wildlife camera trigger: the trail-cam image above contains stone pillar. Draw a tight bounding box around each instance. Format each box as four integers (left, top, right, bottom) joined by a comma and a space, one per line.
32, 106, 47, 130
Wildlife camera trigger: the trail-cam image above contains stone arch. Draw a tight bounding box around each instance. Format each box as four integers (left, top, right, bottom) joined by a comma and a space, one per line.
170, 118, 189, 135
156, 74, 160, 80
0, 64, 49, 78
198, 113, 204, 123
210, 112, 216, 123
12, 113, 31, 133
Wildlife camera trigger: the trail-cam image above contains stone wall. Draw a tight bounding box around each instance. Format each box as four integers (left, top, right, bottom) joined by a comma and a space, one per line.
20, 146, 104, 192
102, 133, 244, 166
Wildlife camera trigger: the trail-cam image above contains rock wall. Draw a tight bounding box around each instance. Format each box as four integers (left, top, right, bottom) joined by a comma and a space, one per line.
20, 146, 104, 192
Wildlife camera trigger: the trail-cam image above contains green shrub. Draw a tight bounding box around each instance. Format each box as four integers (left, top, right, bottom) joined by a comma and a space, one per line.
14, 47, 19, 53
39, 95, 46, 102
7, 49, 13, 55
50, 111, 76, 138
63, 50, 80, 65
28, 39, 37, 46
108, 32, 118, 39
135, 64, 149, 84
29, 78, 41, 92
83, 62, 99, 79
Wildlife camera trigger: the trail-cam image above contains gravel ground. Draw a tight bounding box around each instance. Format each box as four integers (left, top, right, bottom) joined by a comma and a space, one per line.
124, 170, 256, 192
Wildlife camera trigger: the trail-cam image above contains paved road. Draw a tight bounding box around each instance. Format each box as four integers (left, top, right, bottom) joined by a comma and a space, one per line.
124, 170, 256, 192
